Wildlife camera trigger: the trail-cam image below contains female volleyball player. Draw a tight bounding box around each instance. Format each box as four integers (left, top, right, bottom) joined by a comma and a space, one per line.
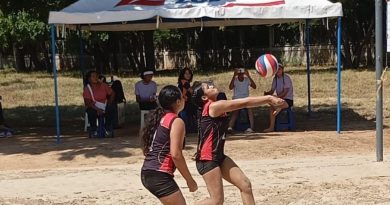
192, 81, 285, 205
141, 85, 198, 205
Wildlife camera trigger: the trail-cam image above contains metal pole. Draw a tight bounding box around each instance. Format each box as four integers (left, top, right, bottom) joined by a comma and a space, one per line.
305, 19, 312, 115
337, 17, 342, 134
50, 25, 61, 144
375, 0, 384, 162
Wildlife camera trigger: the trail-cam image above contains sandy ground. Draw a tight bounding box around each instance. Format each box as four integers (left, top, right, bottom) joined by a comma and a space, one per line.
1, 128, 390, 205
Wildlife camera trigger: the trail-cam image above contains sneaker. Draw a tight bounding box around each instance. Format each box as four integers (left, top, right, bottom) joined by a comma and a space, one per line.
245, 128, 254, 133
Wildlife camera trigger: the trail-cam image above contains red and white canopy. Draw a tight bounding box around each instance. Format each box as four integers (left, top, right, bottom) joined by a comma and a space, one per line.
49, 0, 342, 31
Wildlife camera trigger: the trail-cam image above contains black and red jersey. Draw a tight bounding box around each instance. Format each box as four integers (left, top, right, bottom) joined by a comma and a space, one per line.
142, 112, 178, 175
196, 100, 229, 162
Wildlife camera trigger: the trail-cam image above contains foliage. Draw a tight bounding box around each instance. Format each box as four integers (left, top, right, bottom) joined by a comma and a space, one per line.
154, 29, 186, 51
330, 0, 375, 67
6, 11, 47, 43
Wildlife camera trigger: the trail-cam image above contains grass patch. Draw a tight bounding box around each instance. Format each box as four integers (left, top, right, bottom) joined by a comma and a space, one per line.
0, 66, 389, 132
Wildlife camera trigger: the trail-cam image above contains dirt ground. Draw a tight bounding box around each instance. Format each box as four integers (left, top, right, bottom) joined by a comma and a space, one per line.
1, 122, 390, 204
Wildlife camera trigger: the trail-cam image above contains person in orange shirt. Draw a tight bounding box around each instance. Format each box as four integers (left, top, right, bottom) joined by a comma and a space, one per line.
83, 70, 115, 137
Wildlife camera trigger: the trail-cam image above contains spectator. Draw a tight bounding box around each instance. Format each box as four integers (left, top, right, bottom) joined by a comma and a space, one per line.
177, 67, 197, 133
227, 68, 257, 133
263, 64, 294, 132
83, 70, 115, 137
110, 76, 126, 128
135, 70, 158, 129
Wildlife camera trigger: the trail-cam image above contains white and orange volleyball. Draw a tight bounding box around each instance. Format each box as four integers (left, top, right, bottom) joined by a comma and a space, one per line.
255, 54, 279, 78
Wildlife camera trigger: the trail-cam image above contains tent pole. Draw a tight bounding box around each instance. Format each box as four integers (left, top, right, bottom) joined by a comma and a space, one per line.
305, 19, 312, 115
50, 24, 61, 144
375, 0, 384, 162
337, 17, 342, 134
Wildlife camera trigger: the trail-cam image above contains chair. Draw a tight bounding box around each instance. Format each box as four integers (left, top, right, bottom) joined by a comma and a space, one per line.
275, 107, 296, 131
140, 110, 150, 130
234, 108, 250, 131
117, 102, 126, 127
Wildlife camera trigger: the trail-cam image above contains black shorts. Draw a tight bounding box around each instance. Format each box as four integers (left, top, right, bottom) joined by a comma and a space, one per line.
141, 170, 179, 198
196, 156, 226, 175
285, 99, 293, 107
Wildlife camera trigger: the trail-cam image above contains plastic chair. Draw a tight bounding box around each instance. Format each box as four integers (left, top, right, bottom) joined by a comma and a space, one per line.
234, 108, 250, 131
275, 107, 296, 131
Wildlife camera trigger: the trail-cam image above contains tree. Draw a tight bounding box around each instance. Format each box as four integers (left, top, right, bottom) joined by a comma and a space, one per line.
331, 0, 375, 68
0, 11, 47, 71
0, 0, 77, 71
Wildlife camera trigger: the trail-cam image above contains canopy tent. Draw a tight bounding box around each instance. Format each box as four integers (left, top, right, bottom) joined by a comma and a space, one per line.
49, 0, 342, 30
48, 0, 343, 143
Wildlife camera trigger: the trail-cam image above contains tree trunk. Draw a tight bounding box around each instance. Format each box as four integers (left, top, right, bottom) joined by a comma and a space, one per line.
143, 31, 155, 71
196, 30, 206, 70
41, 42, 51, 73
0, 50, 3, 69
30, 43, 41, 71
13, 43, 26, 72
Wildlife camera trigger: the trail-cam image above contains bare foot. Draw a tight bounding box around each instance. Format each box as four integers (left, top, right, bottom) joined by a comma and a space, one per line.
263, 128, 274, 133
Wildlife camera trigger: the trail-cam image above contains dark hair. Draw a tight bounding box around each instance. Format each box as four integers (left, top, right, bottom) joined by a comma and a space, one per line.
141, 85, 182, 155
98, 75, 106, 83
191, 81, 205, 108
177, 67, 193, 84
85, 70, 97, 85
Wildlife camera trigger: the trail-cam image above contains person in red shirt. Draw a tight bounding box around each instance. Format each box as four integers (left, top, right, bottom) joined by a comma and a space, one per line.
141, 85, 198, 204
191, 81, 284, 205
83, 70, 115, 137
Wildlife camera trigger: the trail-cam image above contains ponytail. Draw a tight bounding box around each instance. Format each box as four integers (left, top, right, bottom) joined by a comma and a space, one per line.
141, 107, 165, 156
140, 85, 182, 156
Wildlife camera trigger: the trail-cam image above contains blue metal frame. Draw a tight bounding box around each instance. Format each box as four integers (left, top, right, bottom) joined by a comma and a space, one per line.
50, 25, 61, 144
305, 20, 312, 115
337, 17, 342, 134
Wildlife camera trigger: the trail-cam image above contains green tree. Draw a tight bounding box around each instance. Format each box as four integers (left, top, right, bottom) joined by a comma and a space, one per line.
1, 11, 47, 71
331, 0, 375, 68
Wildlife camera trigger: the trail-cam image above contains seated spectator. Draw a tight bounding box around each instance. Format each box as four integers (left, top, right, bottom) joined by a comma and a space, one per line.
135, 70, 158, 129
177, 67, 197, 133
263, 64, 294, 132
83, 70, 115, 137
110, 76, 126, 128
227, 68, 257, 133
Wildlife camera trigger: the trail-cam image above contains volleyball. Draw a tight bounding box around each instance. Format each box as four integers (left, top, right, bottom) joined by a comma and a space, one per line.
255, 54, 279, 78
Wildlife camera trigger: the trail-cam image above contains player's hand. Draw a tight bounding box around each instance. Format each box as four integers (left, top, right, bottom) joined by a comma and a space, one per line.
233, 69, 239, 76
244, 69, 250, 77
268, 96, 285, 107
187, 178, 198, 192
